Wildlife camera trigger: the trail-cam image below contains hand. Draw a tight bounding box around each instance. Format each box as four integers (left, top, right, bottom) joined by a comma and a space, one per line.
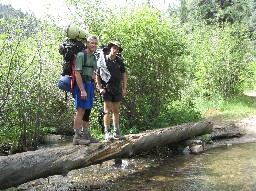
99, 88, 106, 94
122, 89, 127, 96
81, 90, 87, 100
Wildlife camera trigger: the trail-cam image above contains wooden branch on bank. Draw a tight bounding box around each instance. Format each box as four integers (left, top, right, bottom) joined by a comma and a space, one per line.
0, 121, 213, 190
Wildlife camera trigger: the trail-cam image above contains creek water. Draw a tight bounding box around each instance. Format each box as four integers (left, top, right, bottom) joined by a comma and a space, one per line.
17, 142, 256, 191
101, 142, 256, 191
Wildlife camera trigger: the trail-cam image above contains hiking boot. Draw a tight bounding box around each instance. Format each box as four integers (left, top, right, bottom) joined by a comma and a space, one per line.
113, 133, 126, 140
104, 131, 114, 141
83, 133, 100, 143
73, 135, 90, 145
113, 129, 126, 140
89, 137, 100, 143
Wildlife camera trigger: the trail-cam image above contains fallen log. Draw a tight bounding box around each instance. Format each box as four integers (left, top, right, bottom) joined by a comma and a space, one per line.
0, 121, 213, 189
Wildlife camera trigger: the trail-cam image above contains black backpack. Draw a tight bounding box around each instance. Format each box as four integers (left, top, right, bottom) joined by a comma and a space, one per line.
59, 38, 86, 76
58, 38, 97, 93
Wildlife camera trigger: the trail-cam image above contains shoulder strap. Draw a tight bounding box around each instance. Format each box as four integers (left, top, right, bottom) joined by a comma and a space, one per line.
83, 50, 95, 68
104, 53, 108, 62
83, 50, 87, 66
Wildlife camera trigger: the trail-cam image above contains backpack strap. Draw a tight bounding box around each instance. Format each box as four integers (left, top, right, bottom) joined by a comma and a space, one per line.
82, 50, 87, 67
82, 50, 95, 68
70, 54, 77, 91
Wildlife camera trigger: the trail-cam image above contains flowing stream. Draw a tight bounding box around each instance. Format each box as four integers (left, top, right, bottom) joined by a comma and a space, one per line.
101, 142, 256, 191
17, 142, 256, 191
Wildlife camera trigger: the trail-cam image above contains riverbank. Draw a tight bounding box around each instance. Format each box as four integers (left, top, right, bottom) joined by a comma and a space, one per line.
203, 113, 256, 150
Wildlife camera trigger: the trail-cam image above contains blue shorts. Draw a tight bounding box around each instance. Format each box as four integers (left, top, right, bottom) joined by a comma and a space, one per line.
74, 82, 94, 109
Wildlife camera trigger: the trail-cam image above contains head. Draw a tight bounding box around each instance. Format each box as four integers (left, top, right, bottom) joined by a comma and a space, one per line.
86, 35, 98, 54
108, 41, 123, 56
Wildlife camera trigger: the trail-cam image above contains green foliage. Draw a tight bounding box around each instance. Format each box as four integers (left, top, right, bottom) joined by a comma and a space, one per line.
248, 0, 256, 34
201, 134, 213, 143
179, 0, 252, 26
219, 95, 256, 116
41, 127, 58, 135
1, 0, 256, 153
197, 94, 256, 122
184, 23, 253, 99
0, 12, 74, 153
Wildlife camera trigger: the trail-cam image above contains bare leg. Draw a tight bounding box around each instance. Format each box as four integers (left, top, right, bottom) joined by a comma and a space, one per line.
73, 108, 90, 145
74, 107, 85, 130
104, 101, 113, 127
112, 102, 120, 125
104, 101, 113, 140
82, 121, 89, 128
112, 102, 125, 139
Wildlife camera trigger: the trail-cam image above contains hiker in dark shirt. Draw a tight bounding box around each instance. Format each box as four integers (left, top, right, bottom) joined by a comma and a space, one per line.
73, 35, 99, 145
96, 41, 127, 141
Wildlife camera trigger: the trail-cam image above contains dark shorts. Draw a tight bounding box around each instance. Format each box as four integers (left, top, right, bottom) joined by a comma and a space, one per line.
102, 82, 122, 102
102, 91, 122, 102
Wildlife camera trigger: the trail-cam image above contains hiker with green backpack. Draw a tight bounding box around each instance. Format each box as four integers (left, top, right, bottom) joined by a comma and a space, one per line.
73, 35, 99, 145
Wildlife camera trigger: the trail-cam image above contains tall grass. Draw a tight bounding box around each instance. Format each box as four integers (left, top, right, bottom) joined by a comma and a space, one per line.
199, 94, 256, 123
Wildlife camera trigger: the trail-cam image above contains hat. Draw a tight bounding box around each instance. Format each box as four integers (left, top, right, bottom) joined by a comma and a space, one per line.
108, 41, 123, 53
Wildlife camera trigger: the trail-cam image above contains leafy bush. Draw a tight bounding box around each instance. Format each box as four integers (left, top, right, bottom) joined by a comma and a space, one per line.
1, 1, 256, 153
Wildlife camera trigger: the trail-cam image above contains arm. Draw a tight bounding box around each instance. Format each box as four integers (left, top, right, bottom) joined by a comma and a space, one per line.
92, 72, 97, 95
122, 72, 127, 96
119, 59, 127, 96
75, 52, 87, 99
93, 58, 97, 80
75, 70, 87, 100
96, 74, 106, 94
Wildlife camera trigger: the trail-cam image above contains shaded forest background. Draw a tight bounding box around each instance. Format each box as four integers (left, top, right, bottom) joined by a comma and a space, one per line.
0, 0, 256, 154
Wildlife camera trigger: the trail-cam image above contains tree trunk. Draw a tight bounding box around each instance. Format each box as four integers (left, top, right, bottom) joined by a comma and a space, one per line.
0, 121, 213, 189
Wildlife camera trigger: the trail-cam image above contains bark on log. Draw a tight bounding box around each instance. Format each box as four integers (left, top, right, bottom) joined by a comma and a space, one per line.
0, 121, 213, 189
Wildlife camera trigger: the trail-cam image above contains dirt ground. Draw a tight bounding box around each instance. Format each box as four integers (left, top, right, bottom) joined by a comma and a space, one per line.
205, 113, 256, 147
204, 92, 256, 146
